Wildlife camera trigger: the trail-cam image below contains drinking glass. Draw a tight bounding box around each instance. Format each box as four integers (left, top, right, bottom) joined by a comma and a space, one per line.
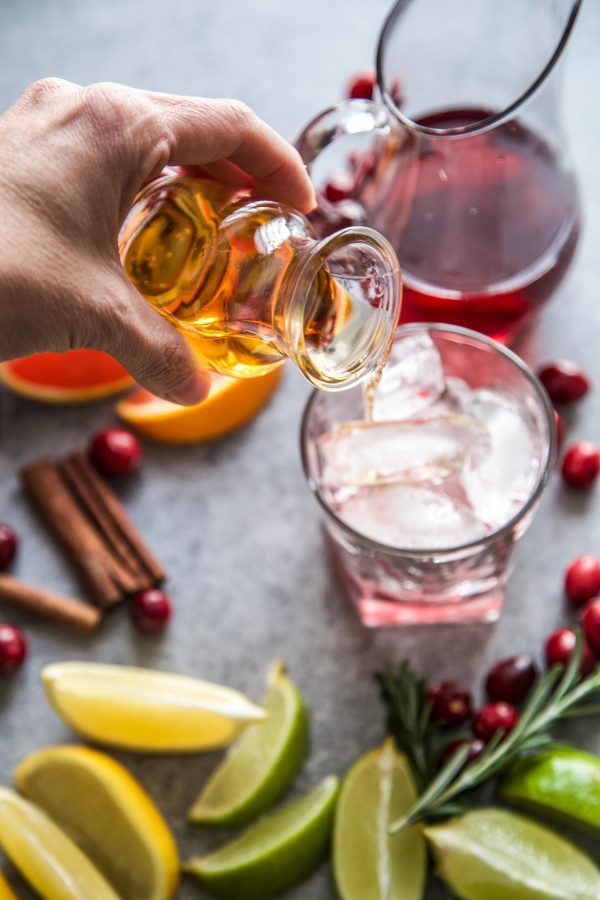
297, 0, 582, 343
300, 324, 556, 626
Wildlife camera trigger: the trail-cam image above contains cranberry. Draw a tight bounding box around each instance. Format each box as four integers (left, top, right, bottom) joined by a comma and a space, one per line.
441, 737, 485, 765
0, 525, 18, 570
0, 624, 27, 676
389, 76, 404, 106
130, 589, 172, 634
565, 555, 600, 608
553, 410, 564, 447
323, 175, 354, 204
347, 69, 376, 101
537, 361, 590, 405
485, 656, 537, 704
426, 681, 472, 726
581, 599, 600, 653
472, 702, 519, 743
545, 628, 595, 676
89, 428, 142, 477
561, 442, 600, 489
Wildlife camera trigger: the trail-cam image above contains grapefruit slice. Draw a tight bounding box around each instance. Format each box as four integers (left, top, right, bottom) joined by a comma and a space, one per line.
116, 365, 284, 443
0, 350, 132, 404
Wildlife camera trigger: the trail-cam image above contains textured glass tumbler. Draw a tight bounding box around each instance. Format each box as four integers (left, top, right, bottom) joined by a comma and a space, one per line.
301, 324, 556, 626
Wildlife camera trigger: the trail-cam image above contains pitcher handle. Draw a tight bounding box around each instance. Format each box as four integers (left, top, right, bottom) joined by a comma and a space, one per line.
295, 99, 391, 172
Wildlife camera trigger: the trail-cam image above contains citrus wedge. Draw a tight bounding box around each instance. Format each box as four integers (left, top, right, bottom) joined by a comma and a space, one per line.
0, 872, 17, 900
425, 807, 600, 900
185, 775, 340, 899
334, 739, 425, 900
14, 745, 179, 899
189, 660, 308, 827
116, 365, 283, 443
0, 787, 119, 900
0, 350, 132, 403
42, 662, 266, 753
500, 746, 600, 836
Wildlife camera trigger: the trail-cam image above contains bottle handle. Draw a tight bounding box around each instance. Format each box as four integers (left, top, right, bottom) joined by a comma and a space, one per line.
295, 99, 391, 171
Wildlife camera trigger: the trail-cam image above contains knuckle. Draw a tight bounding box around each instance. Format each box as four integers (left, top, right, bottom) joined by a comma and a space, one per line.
21, 77, 71, 105
79, 82, 135, 130
222, 99, 255, 132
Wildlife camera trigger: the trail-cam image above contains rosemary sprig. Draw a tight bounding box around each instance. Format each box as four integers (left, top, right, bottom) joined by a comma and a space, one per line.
375, 660, 439, 793
378, 630, 600, 833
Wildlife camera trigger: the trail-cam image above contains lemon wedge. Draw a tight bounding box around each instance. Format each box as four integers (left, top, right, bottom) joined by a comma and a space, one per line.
42, 662, 266, 753
0, 787, 119, 900
15, 745, 179, 899
0, 871, 17, 900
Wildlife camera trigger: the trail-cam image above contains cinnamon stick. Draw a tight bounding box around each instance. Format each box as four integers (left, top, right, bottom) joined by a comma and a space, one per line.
20, 459, 122, 608
0, 574, 101, 633
63, 451, 165, 586
59, 456, 148, 594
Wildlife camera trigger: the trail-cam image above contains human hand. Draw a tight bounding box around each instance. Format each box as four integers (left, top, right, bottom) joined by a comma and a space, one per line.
0, 79, 315, 404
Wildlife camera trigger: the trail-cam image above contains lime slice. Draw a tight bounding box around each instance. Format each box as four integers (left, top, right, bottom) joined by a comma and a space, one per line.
0, 872, 17, 900
14, 745, 179, 899
334, 739, 426, 900
185, 775, 339, 899
188, 660, 308, 827
0, 787, 119, 900
425, 807, 600, 900
42, 662, 266, 752
500, 746, 600, 836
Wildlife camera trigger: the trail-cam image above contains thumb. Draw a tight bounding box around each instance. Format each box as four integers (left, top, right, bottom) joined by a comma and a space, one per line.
92, 274, 210, 405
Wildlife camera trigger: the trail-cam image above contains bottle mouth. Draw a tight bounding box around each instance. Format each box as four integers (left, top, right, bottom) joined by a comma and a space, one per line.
285, 227, 401, 391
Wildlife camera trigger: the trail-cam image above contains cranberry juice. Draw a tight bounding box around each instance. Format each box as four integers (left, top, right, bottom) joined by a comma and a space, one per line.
391, 109, 579, 343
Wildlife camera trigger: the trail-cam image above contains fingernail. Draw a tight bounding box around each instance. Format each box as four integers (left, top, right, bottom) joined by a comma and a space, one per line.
165, 372, 209, 406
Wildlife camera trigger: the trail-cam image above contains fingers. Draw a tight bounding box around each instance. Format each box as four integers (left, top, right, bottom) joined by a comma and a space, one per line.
144, 93, 316, 213
92, 271, 210, 406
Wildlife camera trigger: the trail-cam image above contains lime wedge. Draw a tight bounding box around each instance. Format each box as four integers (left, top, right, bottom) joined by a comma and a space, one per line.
188, 660, 307, 827
185, 775, 339, 899
0, 787, 119, 900
500, 746, 600, 836
14, 745, 179, 899
425, 807, 600, 900
42, 662, 265, 753
333, 739, 425, 900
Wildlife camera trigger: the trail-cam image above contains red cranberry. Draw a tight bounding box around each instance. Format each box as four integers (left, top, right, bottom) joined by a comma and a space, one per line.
426, 681, 472, 726
472, 702, 520, 743
581, 599, 600, 654
561, 442, 600, 489
565, 555, 600, 608
553, 410, 564, 447
485, 656, 537, 704
0, 624, 27, 676
0, 525, 18, 570
347, 69, 376, 100
538, 361, 590, 405
324, 175, 354, 204
130, 589, 172, 634
89, 428, 142, 477
545, 628, 595, 676
441, 737, 485, 765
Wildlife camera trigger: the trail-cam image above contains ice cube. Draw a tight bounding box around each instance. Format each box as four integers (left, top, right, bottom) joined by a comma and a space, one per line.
371, 331, 445, 421
463, 389, 540, 528
335, 482, 485, 549
317, 414, 488, 488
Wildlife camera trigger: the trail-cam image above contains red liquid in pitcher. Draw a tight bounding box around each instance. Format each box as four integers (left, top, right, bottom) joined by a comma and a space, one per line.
394, 109, 579, 343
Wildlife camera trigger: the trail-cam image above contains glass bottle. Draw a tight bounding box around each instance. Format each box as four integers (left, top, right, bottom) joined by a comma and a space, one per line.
118, 170, 401, 390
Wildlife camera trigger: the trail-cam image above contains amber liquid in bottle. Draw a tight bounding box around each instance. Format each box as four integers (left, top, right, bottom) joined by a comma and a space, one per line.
120, 176, 355, 380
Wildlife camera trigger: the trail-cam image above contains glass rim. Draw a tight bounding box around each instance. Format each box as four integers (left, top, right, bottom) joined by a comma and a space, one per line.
375, 0, 582, 138
300, 322, 557, 558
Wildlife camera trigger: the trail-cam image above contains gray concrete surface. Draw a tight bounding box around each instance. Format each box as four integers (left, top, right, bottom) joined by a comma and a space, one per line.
0, 1, 599, 897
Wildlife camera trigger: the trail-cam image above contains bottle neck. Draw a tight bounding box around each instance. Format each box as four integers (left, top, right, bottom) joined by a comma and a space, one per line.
279, 226, 402, 391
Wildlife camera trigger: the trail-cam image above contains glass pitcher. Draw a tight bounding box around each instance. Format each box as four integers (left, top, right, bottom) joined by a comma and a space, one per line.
297, 0, 582, 344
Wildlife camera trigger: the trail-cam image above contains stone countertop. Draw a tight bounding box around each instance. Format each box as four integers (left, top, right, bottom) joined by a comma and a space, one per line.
0, 1, 599, 897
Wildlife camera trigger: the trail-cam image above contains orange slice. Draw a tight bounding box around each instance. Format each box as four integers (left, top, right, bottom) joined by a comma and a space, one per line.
0, 350, 132, 404
116, 365, 284, 443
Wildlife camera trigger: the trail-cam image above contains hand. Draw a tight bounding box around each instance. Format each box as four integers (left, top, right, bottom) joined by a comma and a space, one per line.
0, 79, 315, 404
